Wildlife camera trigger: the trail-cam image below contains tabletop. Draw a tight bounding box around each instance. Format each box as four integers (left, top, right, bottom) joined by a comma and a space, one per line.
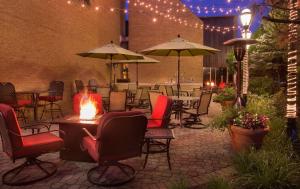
145, 128, 175, 139
169, 96, 200, 101
52, 115, 103, 126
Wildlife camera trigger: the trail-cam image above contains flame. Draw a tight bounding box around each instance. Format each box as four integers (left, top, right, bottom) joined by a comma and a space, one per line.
80, 95, 97, 120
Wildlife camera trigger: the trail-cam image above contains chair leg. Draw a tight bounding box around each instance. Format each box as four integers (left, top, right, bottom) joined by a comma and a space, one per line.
87, 162, 136, 186
40, 102, 47, 120
2, 157, 57, 186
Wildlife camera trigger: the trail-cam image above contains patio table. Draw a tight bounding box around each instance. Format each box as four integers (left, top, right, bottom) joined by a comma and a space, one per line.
143, 128, 175, 170
169, 96, 200, 127
17, 89, 48, 121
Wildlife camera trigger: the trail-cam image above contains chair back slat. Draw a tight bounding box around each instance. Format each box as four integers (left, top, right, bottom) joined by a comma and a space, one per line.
197, 92, 212, 115
149, 91, 162, 113
74, 80, 84, 93
96, 111, 147, 162
140, 86, 151, 101
158, 85, 167, 96
49, 81, 64, 97
165, 86, 174, 96
0, 82, 18, 105
109, 91, 127, 112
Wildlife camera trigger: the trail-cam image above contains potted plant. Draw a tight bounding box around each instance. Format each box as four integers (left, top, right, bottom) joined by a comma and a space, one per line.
230, 111, 270, 151
213, 87, 236, 109
210, 107, 270, 152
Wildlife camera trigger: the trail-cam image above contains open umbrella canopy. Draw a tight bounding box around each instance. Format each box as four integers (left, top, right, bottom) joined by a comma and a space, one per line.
140, 35, 219, 97
77, 41, 143, 89
77, 41, 143, 60
141, 35, 220, 56
113, 55, 160, 64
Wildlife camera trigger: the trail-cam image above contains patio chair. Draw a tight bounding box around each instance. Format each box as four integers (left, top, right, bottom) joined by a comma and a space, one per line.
81, 111, 147, 186
108, 91, 127, 112
158, 85, 167, 96
182, 92, 212, 129
74, 80, 84, 94
147, 95, 173, 128
39, 81, 64, 120
0, 104, 64, 186
149, 91, 163, 113
88, 79, 98, 93
0, 82, 32, 123
126, 88, 143, 110
98, 87, 110, 111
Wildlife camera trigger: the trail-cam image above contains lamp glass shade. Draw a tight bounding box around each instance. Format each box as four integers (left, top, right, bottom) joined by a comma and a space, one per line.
242, 31, 252, 39
240, 9, 252, 28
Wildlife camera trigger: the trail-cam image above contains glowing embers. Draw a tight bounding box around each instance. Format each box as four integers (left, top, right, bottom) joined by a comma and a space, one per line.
80, 95, 97, 120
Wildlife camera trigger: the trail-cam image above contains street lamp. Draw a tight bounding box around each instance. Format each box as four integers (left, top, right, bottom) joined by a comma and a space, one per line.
240, 9, 252, 30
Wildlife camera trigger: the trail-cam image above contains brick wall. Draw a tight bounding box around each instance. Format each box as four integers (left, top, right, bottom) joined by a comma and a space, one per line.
128, 0, 204, 84
0, 0, 121, 114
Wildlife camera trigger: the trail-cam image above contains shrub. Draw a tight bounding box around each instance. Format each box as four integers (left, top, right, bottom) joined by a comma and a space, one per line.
206, 177, 232, 189
213, 87, 236, 103
249, 77, 276, 95
246, 94, 276, 118
233, 149, 300, 189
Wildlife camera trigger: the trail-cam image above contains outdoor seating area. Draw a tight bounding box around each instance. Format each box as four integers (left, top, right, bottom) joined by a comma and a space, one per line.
1, 0, 300, 189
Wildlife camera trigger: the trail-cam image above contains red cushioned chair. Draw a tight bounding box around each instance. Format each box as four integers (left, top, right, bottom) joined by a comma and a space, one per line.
39, 81, 64, 120
0, 82, 32, 123
73, 93, 103, 115
0, 104, 64, 186
82, 111, 147, 186
147, 95, 173, 129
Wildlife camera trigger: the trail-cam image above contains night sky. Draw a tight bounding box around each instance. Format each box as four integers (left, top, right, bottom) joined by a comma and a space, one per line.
181, 0, 268, 33
126, 0, 269, 34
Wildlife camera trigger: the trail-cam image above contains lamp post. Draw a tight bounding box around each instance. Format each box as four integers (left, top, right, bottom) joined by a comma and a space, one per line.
240, 9, 252, 105
241, 30, 252, 104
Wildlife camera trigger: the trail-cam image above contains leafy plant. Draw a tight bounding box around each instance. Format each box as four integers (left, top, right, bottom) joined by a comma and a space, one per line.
206, 177, 232, 189
246, 94, 276, 118
248, 77, 277, 95
209, 107, 238, 131
213, 87, 236, 103
168, 176, 188, 189
233, 149, 300, 189
233, 111, 268, 130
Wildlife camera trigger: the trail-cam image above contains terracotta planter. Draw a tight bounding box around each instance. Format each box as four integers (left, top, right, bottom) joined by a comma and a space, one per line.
229, 125, 270, 152
221, 100, 234, 110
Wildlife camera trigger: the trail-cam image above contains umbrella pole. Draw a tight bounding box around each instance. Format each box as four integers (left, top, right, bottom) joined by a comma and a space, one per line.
110, 55, 113, 90
136, 63, 139, 88
177, 51, 181, 98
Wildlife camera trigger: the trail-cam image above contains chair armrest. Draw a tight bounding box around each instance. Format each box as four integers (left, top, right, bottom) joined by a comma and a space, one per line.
82, 128, 96, 141
8, 129, 61, 137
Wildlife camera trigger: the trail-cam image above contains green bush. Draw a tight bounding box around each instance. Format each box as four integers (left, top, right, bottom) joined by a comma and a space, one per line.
249, 77, 277, 95
213, 87, 236, 103
233, 149, 300, 189
168, 177, 188, 189
206, 177, 232, 189
271, 89, 286, 117
246, 94, 277, 118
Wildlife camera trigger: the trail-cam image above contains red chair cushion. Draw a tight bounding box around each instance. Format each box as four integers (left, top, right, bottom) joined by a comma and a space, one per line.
82, 136, 98, 161
14, 132, 63, 158
148, 95, 169, 128
17, 99, 32, 106
147, 119, 162, 128
73, 93, 103, 115
39, 96, 62, 102
0, 104, 23, 149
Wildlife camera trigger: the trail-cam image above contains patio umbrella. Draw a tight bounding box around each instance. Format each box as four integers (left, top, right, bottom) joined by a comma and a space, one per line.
141, 35, 220, 97
113, 55, 160, 87
77, 41, 143, 89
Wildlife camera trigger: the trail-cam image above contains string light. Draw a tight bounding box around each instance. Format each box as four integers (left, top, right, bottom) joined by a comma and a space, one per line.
286, 0, 298, 118
65, 0, 241, 34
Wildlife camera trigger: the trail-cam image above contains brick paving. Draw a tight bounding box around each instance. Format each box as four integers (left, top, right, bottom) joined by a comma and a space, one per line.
0, 102, 233, 189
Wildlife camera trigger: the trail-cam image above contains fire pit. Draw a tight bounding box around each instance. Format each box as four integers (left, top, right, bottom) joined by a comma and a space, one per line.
53, 93, 103, 162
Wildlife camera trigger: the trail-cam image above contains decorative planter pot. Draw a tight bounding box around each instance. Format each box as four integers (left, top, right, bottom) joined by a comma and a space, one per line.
229, 125, 270, 152
221, 100, 234, 110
